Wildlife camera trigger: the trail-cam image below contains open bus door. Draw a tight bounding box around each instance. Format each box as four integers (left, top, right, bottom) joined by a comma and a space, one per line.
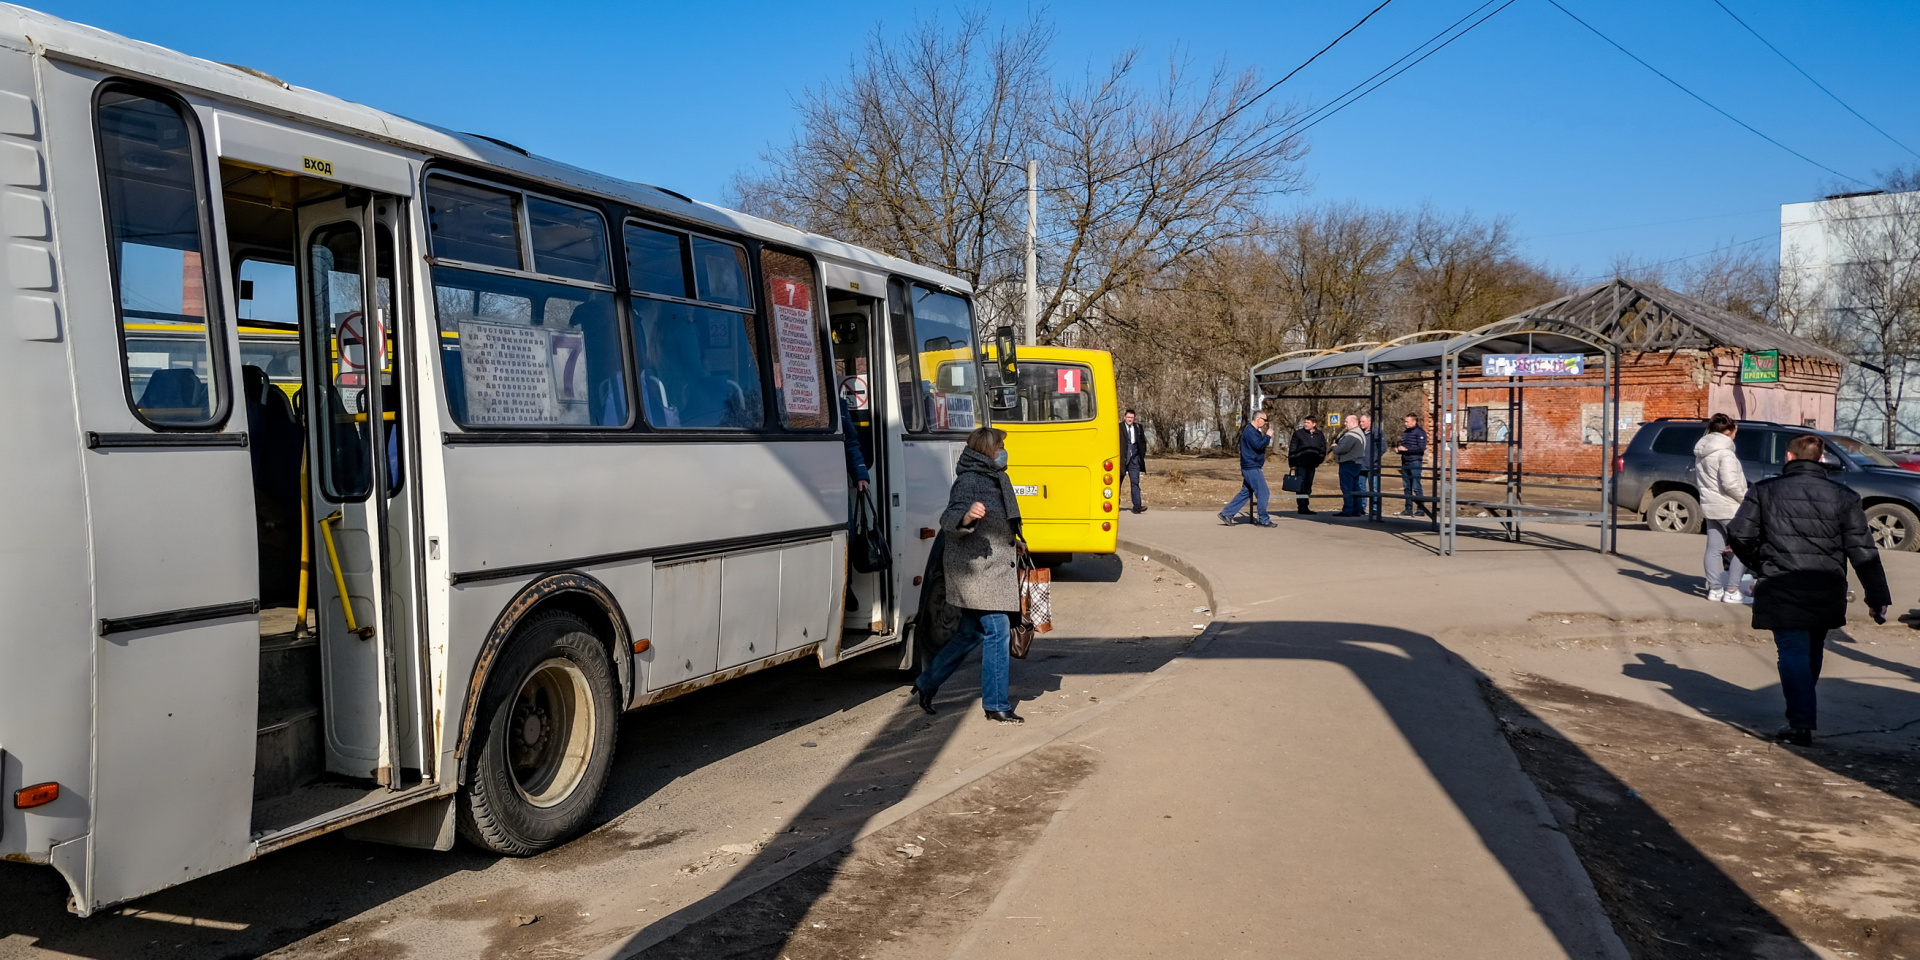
826, 282, 898, 648
294, 192, 429, 793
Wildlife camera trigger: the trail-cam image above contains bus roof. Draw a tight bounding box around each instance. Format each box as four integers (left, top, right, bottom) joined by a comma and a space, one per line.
0, 4, 972, 294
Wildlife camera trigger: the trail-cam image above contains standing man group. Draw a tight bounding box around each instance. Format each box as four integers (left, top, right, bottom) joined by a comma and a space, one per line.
1727, 433, 1892, 746
1219, 410, 1276, 527
1396, 414, 1429, 517
1119, 409, 1148, 514
1287, 416, 1327, 515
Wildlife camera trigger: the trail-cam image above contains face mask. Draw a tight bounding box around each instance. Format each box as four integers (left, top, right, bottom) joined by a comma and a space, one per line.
992, 449, 1009, 469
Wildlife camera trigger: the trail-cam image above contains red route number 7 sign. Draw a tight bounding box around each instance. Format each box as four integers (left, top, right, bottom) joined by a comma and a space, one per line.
1056, 367, 1083, 394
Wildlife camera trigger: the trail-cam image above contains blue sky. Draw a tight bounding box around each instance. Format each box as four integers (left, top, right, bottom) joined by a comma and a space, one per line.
35, 0, 1920, 281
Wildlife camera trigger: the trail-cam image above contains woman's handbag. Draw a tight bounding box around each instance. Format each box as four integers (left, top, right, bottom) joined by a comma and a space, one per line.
849, 489, 891, 573
1281, 471, 1304, 493
1012, 549, 1052, 659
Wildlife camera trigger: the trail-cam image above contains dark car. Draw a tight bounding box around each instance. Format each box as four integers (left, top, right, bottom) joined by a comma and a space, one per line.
1612, 418, 1920, 552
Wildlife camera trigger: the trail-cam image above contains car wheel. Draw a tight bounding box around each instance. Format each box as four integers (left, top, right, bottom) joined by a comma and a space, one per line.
459, 610, 619, 856
1866, 503, 1920, 552
1647, 491, 1702, 534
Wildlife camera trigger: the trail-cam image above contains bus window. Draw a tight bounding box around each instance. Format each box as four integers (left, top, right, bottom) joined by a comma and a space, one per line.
886, 278, 924, 433
429, 176, 628, 429
762, 248, 831, 429
909, 286, 978, 432
989, 361, 1097, 423
98, 87, 225, 426
527, 196, 612, 284
625, 222, 766, 430
238, 259, 297, 325
630, 299, 763, 429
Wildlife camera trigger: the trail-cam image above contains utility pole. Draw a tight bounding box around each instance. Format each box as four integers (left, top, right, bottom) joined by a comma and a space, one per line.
992, 158, 1039, 345
1023, 158, 1037, 346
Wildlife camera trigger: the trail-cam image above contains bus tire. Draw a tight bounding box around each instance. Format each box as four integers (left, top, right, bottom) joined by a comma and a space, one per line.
458, 609, 618, 856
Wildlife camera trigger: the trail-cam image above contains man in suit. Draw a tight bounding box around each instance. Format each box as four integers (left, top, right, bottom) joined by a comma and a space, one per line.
1119, 409, 1148, 513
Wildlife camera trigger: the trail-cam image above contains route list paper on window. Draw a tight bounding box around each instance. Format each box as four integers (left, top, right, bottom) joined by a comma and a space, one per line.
460, 320, 560, 424
770, 278, 822, 417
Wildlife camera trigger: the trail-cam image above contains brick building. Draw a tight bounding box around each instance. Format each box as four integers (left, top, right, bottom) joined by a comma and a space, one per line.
1449, 279, 1847, 478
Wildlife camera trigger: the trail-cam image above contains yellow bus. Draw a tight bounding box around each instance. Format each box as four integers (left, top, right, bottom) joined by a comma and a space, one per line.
989, 345, 1120, 557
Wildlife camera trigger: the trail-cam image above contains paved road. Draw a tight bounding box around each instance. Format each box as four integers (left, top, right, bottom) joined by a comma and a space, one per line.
0, 553, 1201, 960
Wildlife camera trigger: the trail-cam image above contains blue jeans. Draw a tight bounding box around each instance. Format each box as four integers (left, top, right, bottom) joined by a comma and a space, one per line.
1222, 468, 1270, 522
1401, 456, 1425, 513
1337, 461, 1364, 515
1772, 629, 1828, 730
917, 610, 1012, 712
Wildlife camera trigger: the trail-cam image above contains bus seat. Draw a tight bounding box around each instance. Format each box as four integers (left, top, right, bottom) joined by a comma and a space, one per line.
244, 364, 304, 607
138, 368, 209, 419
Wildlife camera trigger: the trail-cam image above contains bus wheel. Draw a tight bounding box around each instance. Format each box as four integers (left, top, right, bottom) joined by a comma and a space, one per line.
459, 610, 618, 856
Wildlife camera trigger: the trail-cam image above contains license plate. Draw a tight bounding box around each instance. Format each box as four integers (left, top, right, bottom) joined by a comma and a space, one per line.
1013, 484, 1039, 497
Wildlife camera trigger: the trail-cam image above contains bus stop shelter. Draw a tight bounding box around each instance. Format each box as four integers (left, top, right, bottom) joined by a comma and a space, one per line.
1248, 317, 1620, 556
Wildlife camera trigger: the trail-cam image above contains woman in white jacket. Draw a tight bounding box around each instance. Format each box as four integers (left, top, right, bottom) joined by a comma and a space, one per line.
1694, 414, 1751, 603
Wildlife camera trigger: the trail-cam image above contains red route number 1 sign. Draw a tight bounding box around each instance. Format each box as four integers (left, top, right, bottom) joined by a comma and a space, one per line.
1056, 367, 1083, 394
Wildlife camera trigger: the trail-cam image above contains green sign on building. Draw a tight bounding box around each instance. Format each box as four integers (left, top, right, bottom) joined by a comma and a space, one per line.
1740, 350, 1781, 384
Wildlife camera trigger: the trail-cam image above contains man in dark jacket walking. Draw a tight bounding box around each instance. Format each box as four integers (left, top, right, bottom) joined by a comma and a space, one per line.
1287, 416, 1327, 515
1727, 434, 1892, 746
1119, 409, 1148, 513
1395, 414, 1429, 517
1218, 410, 1276, 527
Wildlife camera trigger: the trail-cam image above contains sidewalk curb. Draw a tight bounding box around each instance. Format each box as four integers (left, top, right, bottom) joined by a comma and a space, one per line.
586, 556, 1229, 960
1118, 534, 1233, 622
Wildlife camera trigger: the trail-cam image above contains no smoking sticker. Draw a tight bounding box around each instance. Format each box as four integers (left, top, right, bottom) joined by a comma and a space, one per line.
839, 374, 869, 410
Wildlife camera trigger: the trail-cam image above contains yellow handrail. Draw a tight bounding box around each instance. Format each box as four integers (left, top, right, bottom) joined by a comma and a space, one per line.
295, 449, 311, 637
318, 510, 365, 636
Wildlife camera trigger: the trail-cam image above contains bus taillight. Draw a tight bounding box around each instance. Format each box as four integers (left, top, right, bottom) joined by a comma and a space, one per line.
14, 782, 58, 809
1103, 459, 1113, 471
1102, 502, 1113, 513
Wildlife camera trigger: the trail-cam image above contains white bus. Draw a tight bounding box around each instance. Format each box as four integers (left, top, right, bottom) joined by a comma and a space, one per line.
0, 5, 987, 915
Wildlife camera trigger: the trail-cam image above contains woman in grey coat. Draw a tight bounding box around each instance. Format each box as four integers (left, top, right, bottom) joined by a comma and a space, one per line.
911, 426, 1025, 723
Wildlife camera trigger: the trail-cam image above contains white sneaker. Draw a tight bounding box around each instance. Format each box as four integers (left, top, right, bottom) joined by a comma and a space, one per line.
1707, 588, 1726, 603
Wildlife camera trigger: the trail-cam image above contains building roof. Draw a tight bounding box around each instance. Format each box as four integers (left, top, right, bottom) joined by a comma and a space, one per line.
1508, 278, 1848, 364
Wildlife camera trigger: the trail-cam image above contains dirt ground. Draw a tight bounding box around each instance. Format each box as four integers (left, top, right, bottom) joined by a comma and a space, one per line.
638, 744, 1096, 960
1479, 620, 1920, 960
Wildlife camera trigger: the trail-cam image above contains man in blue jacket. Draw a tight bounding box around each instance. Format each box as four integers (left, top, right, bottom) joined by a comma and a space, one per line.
1396, 414, 1429, 516
1218, 410, 1276, 527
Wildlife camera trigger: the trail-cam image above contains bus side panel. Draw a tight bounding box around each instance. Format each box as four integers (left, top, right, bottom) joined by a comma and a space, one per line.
437, 440, 843, 732
0, 41, 95, 866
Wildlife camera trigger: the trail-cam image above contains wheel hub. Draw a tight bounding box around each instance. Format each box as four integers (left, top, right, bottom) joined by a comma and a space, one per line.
504, 657, 596, 808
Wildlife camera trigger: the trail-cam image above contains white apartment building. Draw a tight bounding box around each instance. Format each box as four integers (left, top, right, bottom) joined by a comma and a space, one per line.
1780, 189, 1920, 449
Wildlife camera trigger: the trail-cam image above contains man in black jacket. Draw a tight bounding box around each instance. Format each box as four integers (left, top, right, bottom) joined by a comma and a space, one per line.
1727, 434, 1892, 746
1287, 417, 1327, 515
1395, 414, 1429, 517
1119, 409, 1148, 513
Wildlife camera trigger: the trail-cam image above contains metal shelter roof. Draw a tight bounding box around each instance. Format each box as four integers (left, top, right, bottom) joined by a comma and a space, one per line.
1251, 317, 1609, 385
1497, 277, 1848, 363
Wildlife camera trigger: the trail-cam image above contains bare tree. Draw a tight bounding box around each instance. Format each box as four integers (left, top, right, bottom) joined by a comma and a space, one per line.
1398, 206, 1565, 332
729, 13, 1046, 297
730, 12, 1308, 344
1823, 181, 1920, 448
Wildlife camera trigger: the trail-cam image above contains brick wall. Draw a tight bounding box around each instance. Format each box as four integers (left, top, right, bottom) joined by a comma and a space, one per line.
1434, 349, 1840, 480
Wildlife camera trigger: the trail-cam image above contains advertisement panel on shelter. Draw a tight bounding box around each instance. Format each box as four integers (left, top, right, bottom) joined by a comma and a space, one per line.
1480, 353, 1585, 377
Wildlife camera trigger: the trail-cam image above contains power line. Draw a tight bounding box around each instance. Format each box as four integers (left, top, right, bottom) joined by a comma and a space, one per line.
1545, 0, 1867, 185
1277, 0, 1518, 143
1036, 0, 1399, 194
1707, 0, 1920, 161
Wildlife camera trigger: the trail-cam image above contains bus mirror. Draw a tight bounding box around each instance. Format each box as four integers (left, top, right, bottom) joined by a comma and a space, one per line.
994, 325, 1018, 384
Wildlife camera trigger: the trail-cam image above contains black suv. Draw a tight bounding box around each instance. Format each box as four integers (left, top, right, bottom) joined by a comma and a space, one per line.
1613, 418, 1920, 552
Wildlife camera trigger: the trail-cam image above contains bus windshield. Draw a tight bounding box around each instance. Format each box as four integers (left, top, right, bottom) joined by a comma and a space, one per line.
910, 287, 979, 432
